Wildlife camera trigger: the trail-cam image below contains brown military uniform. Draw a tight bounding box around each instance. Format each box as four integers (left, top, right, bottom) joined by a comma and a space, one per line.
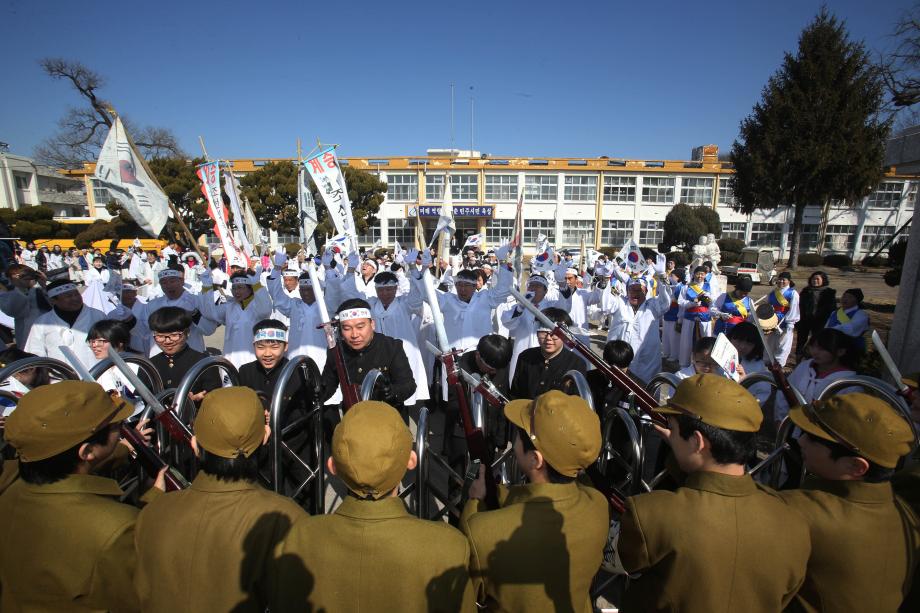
0, 458, 18, 494
619, 472, 811, 612
274, 496, 475, 612
461, 481, 609, 612
0, 474, 141, 612
780, 479, 920, 612
134, 471, 305, 613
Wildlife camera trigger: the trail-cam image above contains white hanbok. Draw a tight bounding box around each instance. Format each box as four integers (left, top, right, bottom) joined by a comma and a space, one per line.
601, 283, 671, 384
199, 283, 273, 369
267, 274, 327, 371
132, 291, 219, 355
369, 296, 430, 405
773, 359, 857, 423
24, 305, 106, 369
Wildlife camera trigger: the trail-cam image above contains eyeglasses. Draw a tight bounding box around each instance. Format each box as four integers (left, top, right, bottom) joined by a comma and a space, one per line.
801, 403, 860, 455
86, 338, 110, 347
153, 331, 185, 343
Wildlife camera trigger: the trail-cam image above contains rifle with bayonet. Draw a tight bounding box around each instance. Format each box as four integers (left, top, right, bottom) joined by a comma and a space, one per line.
421, 269, 500, 510
459, 365, 510, 408
308, 262, 360, 409
871, 330, 916, 405
59, 346, 189, 491
751, 312, 806, 408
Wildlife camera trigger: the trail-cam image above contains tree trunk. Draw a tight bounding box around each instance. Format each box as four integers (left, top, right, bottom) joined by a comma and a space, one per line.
816, 198, 831, 256
789, 204, 805, 270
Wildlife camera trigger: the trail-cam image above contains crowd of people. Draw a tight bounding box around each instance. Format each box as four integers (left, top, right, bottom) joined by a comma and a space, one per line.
0, 236, 917, 612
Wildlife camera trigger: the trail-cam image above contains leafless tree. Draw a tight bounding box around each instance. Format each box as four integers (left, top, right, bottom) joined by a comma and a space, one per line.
34, 58, 184, 168
882, 5, 920, 109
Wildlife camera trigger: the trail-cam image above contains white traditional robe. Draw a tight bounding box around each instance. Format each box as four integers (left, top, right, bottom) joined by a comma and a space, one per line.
267, 274, 327, 371
601, 283, 671, 384
132, 291, 220, 355
24, 305, 106, 369
369, 296, 430, 405
774, 359, 857, 423
200, 284, 273, 369
0, 286, 49, 348
501, 293, 572, 381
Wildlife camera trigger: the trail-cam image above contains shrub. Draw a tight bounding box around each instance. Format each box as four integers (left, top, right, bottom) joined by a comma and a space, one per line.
796, 253, 824, 267
720, 251, 740, 265
717, 238, 745, 253
665, 251, 690, 267
284, 243, 303, 256
889, 239, 908, 267
598, 246, 619, 259
884, 267, 901, 287
822, 254, 852, 268
861, 255, 888, 267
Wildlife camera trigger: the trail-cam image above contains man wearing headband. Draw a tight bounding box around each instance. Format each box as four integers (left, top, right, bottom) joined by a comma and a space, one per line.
318, 299, 416, 411
554, 264, 602, 330
24, 278, 105, 368
510, 307, 586, 399
107, 278, 152, 353
502, 272, 571, 380
271, 262, 302, 326
198, 268, 272, 368
338, 252, 378, 301
0, 382, 165, 612
779, 393, 919, 612
0, 263, 50, 348
273, 401, 474, 611
617, 374, 810, 611
598, 255, 672, 384
238, 320, 308, 411
266, 264, 328, 371
131, 262, 220, 356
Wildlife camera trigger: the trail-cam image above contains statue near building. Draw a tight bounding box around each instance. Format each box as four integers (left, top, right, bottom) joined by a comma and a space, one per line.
706, 233, 721, 273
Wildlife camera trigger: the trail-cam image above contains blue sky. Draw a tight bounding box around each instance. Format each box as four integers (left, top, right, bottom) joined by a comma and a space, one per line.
0, 0, 914, 161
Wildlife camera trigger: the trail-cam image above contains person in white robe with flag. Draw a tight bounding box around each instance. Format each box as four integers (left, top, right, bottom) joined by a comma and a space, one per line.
24, 279, 105, 369
266, 256, 328, 371
501, 272, 571, 380
197, 267, 273, 369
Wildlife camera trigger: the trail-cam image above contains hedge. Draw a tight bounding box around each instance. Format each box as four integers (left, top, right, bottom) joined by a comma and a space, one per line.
797, 253, 823, 267
822, 254, 852, 268
717, 238, 745, 254
720, 251, 740, 265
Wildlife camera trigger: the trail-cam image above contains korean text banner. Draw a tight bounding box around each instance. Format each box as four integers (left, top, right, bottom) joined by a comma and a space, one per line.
303, 146, 356, 248
197, 162, 248, 267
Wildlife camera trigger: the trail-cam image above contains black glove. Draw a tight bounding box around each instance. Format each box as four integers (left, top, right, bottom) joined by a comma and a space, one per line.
190, 309, 202, 325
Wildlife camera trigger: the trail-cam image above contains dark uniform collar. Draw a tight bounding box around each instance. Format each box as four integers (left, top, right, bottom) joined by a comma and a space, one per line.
20, 473, 124, 497
190, 470, 261, 493
342, 333, 378, 356
254, 356, 289, 378
801, 476, 895, 504
165, 343, 193, 364
683, 471, 759, 497
335, 495, 410, 520
540, 348, 565, 363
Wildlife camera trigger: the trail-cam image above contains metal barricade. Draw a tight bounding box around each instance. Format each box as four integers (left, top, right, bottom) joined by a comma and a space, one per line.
0, 356, 79, 385
172, 356, 239, 425
89, 354, 164, 396
360, 369, 385, 401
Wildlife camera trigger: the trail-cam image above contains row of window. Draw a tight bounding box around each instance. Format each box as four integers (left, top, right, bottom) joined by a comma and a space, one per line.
384, 174, 917, 210
368, 218, 899, 252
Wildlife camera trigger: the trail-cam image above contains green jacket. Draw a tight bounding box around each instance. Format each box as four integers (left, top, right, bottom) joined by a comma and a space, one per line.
780, 478, 920, 613
134, 471, 306, 613
0, 474, 140, 612
273, 495, 475, 613
620, 471, 811, 613
460, 481, 609, 613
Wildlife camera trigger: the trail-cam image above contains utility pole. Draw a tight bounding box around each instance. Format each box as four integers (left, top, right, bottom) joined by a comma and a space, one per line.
450, 83, 455, 152
470, 86, 475, 154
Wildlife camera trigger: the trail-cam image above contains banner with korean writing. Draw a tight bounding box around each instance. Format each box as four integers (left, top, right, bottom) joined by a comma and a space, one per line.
297, 165, 319, 254
196, 162, 248, 267
223, 169, 255, 259
303, 146, 356, 251
93, 117, 169, 236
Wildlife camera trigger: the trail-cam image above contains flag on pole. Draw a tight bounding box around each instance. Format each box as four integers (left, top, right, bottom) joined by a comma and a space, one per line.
430, 174, 455, 247
93, 116, 169, 236
297, 165, 319, 255
536, 233, 550, 256
509, 186, 525, 283
223, 168, 255, 259
462, 233, 484, 250
242, 200, 263, 250
303, 146, 357, 252
621, 239, 646, 275
531, 247, 554, 273
196, 161, 248, 268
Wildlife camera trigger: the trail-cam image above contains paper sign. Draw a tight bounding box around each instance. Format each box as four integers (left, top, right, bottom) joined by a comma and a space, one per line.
711, 333, 741, 382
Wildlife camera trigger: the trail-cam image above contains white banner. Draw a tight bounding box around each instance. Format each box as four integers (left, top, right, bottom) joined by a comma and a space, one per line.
297, 165, 318, 255
197, 162, 248, 268
223, 169, 255, 259
303, 146, 356, 251
93, 117, 169, 236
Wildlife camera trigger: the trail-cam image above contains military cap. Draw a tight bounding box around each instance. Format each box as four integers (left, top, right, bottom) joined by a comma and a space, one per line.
789, 393, 914, 468
5, 381, 133, 462
194, 387, 265, 458
756, 303, 778, 332
332, 400, 412, 499
505, 390, 601, 477
658, 374, 762, 432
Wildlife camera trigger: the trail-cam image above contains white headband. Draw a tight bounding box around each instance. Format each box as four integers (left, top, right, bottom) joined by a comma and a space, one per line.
363, 259, 378, 270
47, 283, 78, 298
253, 328, 288, 343
374, 277, 399, 287
566, 267, 579, 276
159, 269, 183, 280
338, 307, 372, 321
281, 269, 301, 277
298, 278, 313, 287
231, 277, 254, 286
527, 275, 549, 288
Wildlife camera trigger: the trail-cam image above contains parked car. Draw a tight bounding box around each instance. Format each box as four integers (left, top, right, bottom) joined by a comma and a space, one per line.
722, 248, 776, 285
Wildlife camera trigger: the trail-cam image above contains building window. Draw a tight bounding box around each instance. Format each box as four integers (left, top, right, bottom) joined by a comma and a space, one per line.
798, 224, 820, 251
750, 223, 782, 248
641, 177, 674, 204
357, 220, 382, 246
866, 182, 903, 208
603, 175, 636, 203
639, 220, 663, 246
91, 179, 111, 205
525, 175, 557, 201
425, 175, 444, 201
563, 175, 597, 202
524, 219, 555, 245
860, 226, 894, 251
485, 174, 518, 201
450, 174, 478, 201
14, 174, 30, 190
486, 218, 514, 243
601, 220, 633, 246
387, 219, 415, 246
824, 225, 856, 252
718, 182, 735, 206
386, 174, 417, 201
561, 219, 596, 245
906, 183, 918, 209
721, 222, 746, 241
680, 177, 714, 205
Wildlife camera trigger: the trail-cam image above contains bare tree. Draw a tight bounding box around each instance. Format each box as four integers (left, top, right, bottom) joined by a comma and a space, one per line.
882, 5, 920, 109
34, 58, 184, 168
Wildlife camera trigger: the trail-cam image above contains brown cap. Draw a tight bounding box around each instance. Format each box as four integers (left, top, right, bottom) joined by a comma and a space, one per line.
789, 393, 915, 468
332, 401, 412, 499
5, 381, 134, 462
903, 373, 919, 389
193, 387, 265, 458
504, 390, 601, 477
658, 374, 762, 432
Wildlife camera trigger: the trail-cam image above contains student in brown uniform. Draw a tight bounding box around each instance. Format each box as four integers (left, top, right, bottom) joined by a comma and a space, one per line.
134, 386, 306, 613
461, 390, 609, 612
0, 381, 161, 612
780, 393, 920, 612
617, 374, 811, 612
273, 400, 475, 612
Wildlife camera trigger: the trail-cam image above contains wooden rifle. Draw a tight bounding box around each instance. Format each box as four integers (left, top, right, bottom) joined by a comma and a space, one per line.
871, 330, 916, 405
751, 314, 806, 408
307, 263, 360, 410
422, 270, 500, 510
458, 366, 509, 408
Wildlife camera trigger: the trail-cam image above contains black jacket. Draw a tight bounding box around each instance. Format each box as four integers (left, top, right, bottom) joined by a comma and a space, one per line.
799, 286, 837, 326
149, 344, 222, 392
238, 357, 309, 411
319, 332, 416, 405
510, 347, 586, 400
